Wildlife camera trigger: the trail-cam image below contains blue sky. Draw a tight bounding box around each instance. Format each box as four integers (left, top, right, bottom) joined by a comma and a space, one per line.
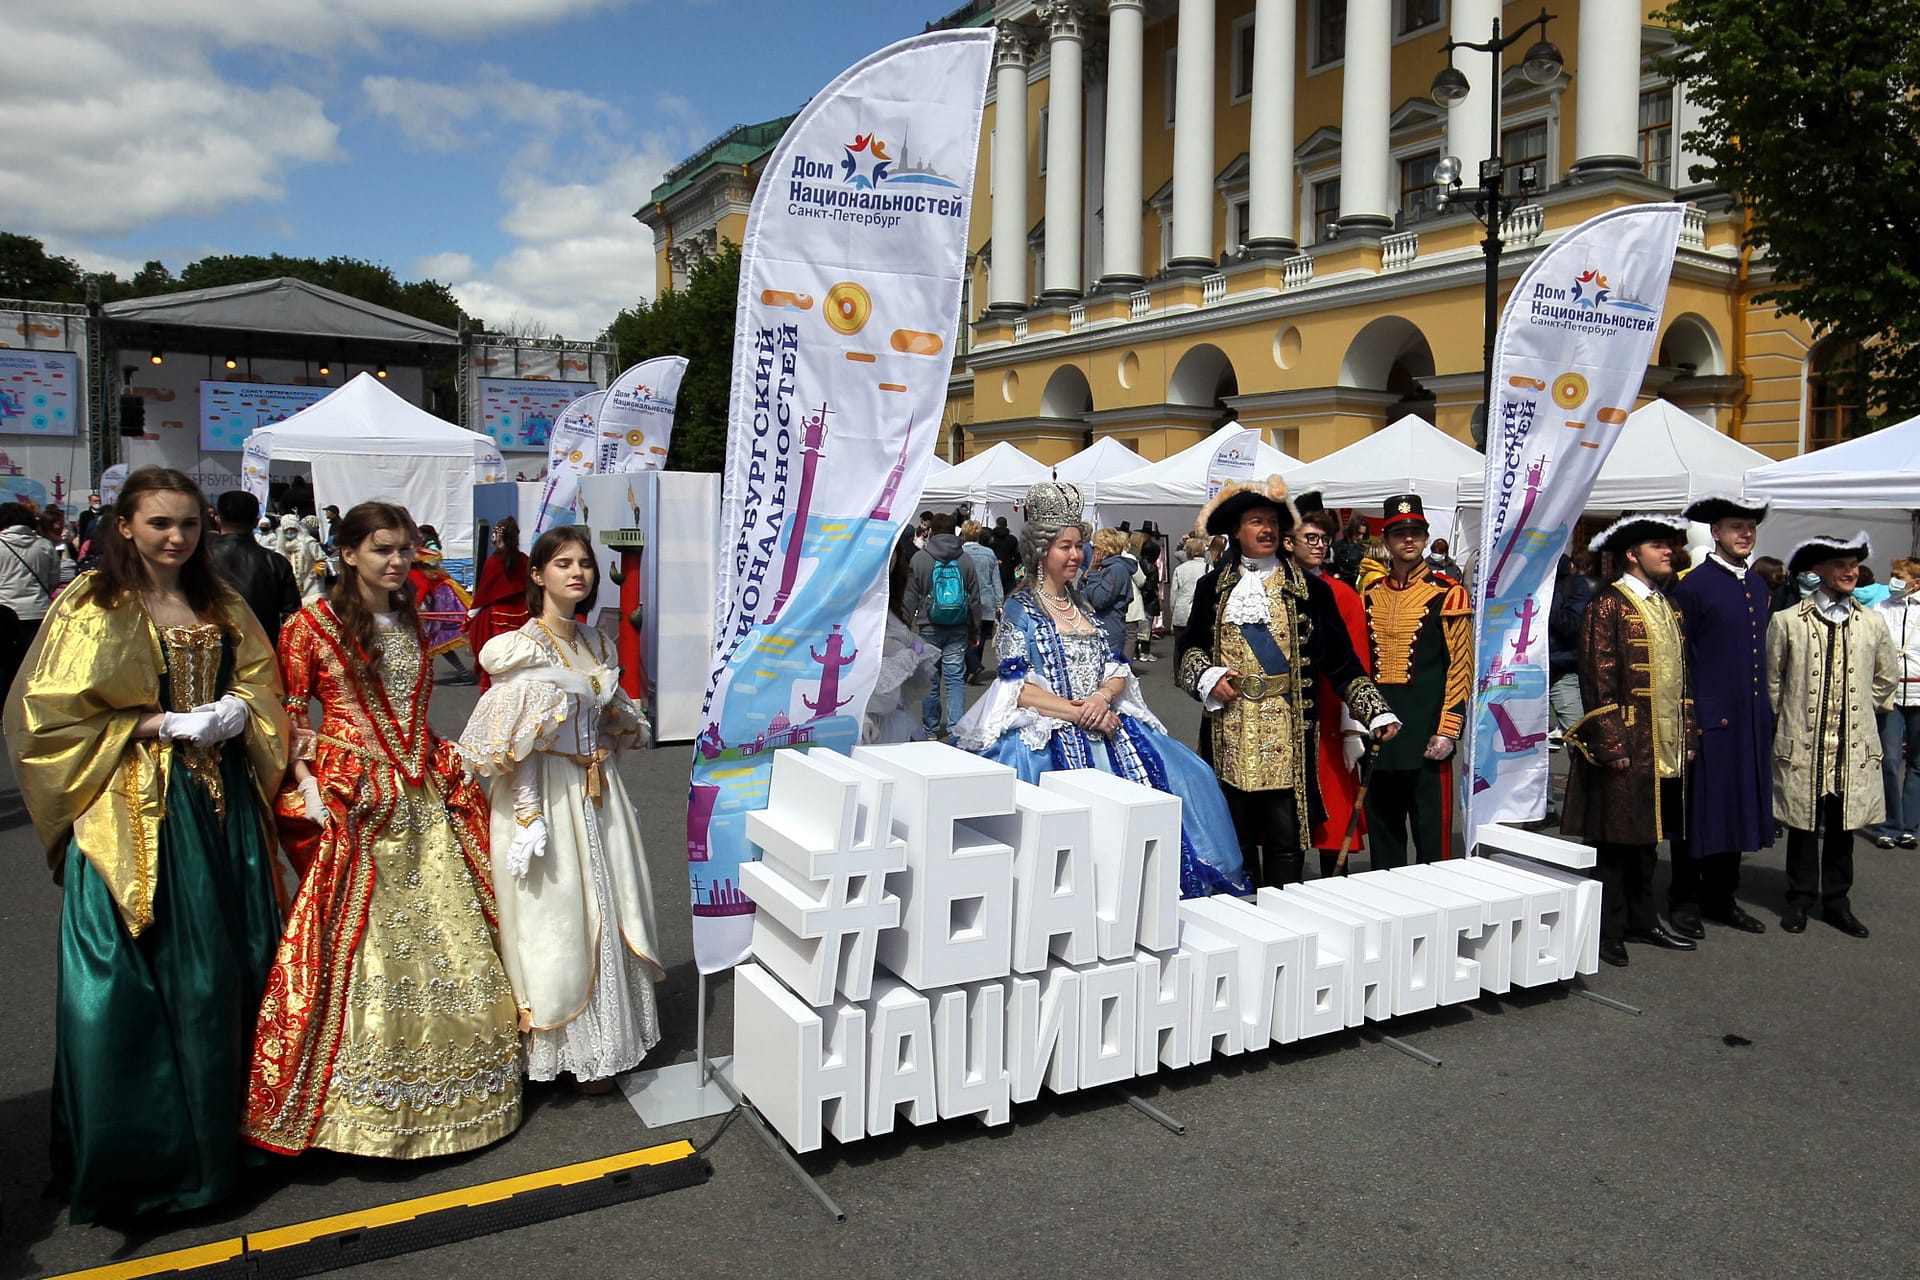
2, 0, 955, 337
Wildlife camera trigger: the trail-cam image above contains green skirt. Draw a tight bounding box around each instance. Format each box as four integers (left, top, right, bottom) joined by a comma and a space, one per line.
52, 748, 281, 1223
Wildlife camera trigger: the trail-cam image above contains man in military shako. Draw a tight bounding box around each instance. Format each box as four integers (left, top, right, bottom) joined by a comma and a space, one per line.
1769, 534, 1896, 938
1362, 494, 1473, 867
1563, 514, 1700, 968
1176, 476, 1399, 887
1667, 494, 1775, 938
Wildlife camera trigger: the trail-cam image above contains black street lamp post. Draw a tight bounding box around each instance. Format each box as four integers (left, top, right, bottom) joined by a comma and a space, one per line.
1430, 9, 1564, 446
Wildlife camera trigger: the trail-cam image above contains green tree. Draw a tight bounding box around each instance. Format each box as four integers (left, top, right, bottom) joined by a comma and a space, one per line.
1657, 0, 1920, 423
607, 241, 741, 472
0, 233, 89, 301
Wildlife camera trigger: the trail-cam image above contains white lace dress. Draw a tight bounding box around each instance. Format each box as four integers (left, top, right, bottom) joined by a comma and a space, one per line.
458, 624, 664, 1082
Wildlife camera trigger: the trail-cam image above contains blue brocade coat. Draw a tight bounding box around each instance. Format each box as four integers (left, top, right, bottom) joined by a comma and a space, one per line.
1672, 558, 1776, 855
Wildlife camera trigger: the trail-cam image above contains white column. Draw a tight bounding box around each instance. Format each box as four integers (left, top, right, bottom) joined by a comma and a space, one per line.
1039, 1, 1087, 302
1571, 0, 1641, 176
988, 22, 1033, 313
1245, 0, 1297, 254
1168, 0, 1217, 272
1337, 0, 1392, 232
1444, 0, 1501, 182
1098, 0, 1145, 289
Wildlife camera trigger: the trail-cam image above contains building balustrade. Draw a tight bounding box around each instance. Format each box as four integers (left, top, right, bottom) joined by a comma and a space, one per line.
1381, 232, 1420, 271
1201, 273, 1227, 306
1498, 203, 1545, 246
1068, 303, 1087, 331
1282, 254, 1315, 288
1129, 289, 1151, 319
1681, 203, 1706, 249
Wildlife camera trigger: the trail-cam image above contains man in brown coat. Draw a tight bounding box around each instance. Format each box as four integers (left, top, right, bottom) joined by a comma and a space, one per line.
1564, 514, 1700, 967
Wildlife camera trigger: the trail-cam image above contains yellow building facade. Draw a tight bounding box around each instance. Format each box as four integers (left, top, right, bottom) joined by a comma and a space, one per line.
641, 3, 1850, 469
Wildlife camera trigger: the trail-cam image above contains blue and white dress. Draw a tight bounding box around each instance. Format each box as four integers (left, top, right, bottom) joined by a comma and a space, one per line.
952, 589, 1249, 897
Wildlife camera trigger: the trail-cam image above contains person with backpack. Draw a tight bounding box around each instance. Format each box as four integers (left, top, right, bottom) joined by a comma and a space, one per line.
902, 512, 980, 739
0, 501, 58, 693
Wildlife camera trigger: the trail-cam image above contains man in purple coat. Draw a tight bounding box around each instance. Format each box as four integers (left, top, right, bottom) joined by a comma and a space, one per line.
1668, 494, 1774, 937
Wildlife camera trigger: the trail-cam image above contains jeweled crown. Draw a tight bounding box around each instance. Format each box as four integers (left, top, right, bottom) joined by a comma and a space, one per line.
1023, 481, 1085, 534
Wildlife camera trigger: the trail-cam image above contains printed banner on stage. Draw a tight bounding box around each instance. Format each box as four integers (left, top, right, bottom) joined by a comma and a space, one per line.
531, 391, 604, 534
598, 355, 686, 473
478, 377, 600, 452
0, 350, 81, 437
688, 27, 992, 974
1204, 427, 1261, 501
200, 380, 331, 451
1466, 203, 1684, 835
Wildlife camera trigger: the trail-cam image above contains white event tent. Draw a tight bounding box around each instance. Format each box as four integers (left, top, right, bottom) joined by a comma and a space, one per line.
1452, 399, 1773, 554
1097, 422, 1303, 535
241, 372, 508, 556
1744, 410, 1920, 563
1051, 436, 1147, 526
1288, 414, 1481, 542
915, 440, 1051, 525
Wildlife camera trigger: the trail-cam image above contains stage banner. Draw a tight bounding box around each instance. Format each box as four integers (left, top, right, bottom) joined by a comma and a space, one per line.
478, 377, 599, 452
687, 27, 992, 974
200, 380, 330, 451
599, 355, 687, 473
0, 351, 81, 437
1466, 203, 1684, 836
531, 391, 605, 534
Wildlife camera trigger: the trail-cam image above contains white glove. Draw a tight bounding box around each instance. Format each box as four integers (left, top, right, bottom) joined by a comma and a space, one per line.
158, 709, 221, 745
504, 816, 548, 878
187, 694, 251, 745
298, 775, 326, 823
1342, 731, 1367, 772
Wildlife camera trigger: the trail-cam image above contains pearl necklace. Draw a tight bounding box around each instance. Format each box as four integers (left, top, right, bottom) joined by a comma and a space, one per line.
1037, 583, 1075, 613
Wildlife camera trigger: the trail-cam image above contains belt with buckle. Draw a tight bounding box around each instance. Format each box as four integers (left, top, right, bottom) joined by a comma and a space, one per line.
1237, 672, 1281, 701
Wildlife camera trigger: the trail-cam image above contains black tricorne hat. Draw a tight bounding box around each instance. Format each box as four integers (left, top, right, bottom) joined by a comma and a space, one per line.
1684, 492, 1771, 525
1587, 512, 1689, 556
1197, 474, 1297, 538
1787, 532, 1871, 576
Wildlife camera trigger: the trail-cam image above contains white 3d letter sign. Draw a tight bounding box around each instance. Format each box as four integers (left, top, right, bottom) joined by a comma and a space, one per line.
734, 745, 1598, 1152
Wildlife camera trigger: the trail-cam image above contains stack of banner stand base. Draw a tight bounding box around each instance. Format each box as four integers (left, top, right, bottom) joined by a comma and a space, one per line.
720, 743, 1628, 1219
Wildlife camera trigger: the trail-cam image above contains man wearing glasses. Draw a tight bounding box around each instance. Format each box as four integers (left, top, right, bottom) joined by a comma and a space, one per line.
1289, 493, 1376, 876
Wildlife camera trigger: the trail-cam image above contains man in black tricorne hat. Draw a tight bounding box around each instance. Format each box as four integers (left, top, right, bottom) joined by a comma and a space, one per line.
1177, 477, 1399, 887
1768, 534, 1896, 937
1362, 494, 1472, 866
1667, 494, 1775, 937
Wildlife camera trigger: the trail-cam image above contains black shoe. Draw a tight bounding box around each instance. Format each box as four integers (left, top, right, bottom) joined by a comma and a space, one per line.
1600, 940, 1629, 967
1668, 906, 1706, 940
1901, 834, 1918, 849
1872, 835, 1897, 849
1706, 904, 1767, 934
1825, 907, 1870, 938
1625, 924, 1697, 951
1781, 904, 1807, 933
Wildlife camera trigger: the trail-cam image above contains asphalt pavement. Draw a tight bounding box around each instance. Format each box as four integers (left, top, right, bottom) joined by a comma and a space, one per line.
4, 650, 1917, 1279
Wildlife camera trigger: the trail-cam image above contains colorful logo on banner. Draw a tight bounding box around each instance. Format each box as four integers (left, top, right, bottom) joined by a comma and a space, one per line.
1204, 428, 1261, 501
687, 28, 992, 975
0, 351, 81, 437
531, 391, 605, 534
598, 355, 687, 474
1466, 204, 1685, 835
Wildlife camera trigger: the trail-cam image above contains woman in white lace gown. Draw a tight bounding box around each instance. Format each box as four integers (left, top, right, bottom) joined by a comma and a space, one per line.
458, 526, 663, 1089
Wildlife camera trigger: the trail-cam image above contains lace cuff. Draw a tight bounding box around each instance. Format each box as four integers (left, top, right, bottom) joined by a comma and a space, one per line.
1102, 661, 1168, 733
952, 670, 1053, 752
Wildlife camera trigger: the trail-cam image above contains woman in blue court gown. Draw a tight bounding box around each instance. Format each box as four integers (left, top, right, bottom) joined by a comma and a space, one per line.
951, 482, 1249, 897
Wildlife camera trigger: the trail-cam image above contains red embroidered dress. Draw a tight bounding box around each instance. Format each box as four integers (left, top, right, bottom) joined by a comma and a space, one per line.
243, 602, 522, 1158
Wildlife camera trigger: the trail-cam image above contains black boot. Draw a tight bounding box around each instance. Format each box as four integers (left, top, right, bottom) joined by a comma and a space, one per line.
1273, 850, 1305, 886
1319, 851, 1343, 879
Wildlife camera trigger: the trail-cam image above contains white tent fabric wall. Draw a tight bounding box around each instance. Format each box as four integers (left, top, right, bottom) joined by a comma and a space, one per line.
1452, 398, 1776, 565
244, 373, 507, 556
1287, 414, 1481, 543
1096, 422, 1303, 537
914, 439, 1051, 529
1050, 435, 1147, 528
1744, 410, 1920, 563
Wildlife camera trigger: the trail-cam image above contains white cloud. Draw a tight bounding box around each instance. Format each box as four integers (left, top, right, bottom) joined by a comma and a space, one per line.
69, 1, 631, 53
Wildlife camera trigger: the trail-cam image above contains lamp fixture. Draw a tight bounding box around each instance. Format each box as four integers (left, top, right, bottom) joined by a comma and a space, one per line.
375, 363, 389, 379
1430, 65, 1470, 107
224, 355, 238, 370
317, 359, 331, 376
149, 349, 163, 365
1521, 36, 1565, 85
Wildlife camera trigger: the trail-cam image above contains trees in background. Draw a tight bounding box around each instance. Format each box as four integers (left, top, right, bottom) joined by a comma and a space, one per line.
606, 241, 739, 472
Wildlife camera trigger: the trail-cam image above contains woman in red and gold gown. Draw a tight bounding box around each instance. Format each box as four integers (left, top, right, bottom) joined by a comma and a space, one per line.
466, 517, 529, 691
244, 501, 522, 1160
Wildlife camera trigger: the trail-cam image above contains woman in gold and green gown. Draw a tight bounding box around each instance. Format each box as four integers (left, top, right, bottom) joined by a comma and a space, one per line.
243, 501, 522, 1159
4, 467, 290, 1223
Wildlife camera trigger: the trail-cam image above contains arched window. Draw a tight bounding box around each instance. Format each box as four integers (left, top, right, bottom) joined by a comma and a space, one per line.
1807, 341, 1864, 451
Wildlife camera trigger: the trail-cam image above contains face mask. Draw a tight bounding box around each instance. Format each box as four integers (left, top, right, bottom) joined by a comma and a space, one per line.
1889, 580, 1909, 599
1797, 572, 1820, 593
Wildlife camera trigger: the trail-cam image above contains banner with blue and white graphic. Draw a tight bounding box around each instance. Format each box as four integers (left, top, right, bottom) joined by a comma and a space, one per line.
1466, 204, 1684, 839
599, 355, 686, 474
688, 28, 991, 973
531, 391, 604, 534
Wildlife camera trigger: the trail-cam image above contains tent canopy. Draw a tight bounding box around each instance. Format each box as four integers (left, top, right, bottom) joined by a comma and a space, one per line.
1097, 423, 1302, 507
244, 373, 506, 555
1051, 436, 1147, 486
103, 277, 460, 347
1744, 410, 1920, 508
1289, 414, 1481, 510
1456, 399, 1771, 510
917, 440, 1051, 508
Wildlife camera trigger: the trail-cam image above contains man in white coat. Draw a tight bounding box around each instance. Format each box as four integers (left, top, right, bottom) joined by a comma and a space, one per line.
1768, 534, 1897, 937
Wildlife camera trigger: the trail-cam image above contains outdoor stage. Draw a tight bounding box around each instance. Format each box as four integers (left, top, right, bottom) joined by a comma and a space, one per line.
4, 662, 1916, 1279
